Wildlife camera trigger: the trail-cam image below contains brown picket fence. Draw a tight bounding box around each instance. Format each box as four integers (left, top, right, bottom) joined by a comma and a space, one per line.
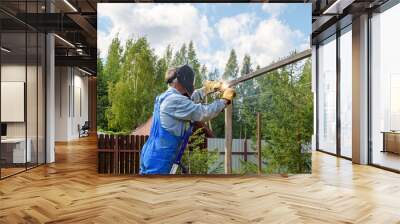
97, 134, 148, 174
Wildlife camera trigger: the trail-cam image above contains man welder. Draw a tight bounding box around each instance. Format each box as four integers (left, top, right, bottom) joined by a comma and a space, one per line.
139, 64, 236, 174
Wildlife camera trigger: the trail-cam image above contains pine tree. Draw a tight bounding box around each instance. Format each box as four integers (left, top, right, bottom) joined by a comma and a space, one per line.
222, 49, 239, 81
172, 43, 187, 66
164, 44, 173, 67
187, 41, 202, 88
233, 54, 257, 139
208, 68, 220, 81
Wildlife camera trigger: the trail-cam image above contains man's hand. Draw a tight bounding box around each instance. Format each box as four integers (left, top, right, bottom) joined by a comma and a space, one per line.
203, 80, 222, 95
221, 88, 236, 104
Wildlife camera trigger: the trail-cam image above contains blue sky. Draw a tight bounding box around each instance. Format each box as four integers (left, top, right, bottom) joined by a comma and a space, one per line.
98, 3, 311, 73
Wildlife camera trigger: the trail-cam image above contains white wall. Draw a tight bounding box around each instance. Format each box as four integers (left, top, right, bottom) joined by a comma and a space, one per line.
55, 67, 89, 141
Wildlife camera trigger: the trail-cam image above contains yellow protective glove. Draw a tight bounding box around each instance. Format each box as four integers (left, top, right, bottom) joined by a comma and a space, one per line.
221, 88, 236, 104
203, 80, 222, 94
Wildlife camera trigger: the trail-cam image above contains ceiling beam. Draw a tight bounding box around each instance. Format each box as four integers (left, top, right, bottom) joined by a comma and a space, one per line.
55, 55, 96, 73
67, 13, 97, 47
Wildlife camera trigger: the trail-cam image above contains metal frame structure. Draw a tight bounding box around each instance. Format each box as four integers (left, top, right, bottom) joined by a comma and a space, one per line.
224, 49, 312, 173
367, 1, 400, 173
0, 2, 48, 179
313, 0, 400, 172
315, 23, 352, 160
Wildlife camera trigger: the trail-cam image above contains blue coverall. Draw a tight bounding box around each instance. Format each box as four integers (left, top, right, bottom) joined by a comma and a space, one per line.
139, 87, 226, 174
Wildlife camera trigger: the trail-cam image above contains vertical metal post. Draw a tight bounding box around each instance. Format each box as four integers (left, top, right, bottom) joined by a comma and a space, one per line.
257, 112, 262, 174
224, 103, 232, 174
244, 138, 248, 162
336, 29, 341, 157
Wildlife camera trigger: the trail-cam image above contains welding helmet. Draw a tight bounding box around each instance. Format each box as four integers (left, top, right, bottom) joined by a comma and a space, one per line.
165, 64, 195, 96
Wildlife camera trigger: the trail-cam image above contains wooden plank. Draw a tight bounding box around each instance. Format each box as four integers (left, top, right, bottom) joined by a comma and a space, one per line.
228, 49, 311, 87
134, 135, 140, 174
98, 134, 104, 173
257, 112, 262, 175
110, 135, 115, 174
130, 135, 135, 174
104, 135, 110, 174
114, 135, 118, 174
122, 135, 129, 174
224, 103, 233, 174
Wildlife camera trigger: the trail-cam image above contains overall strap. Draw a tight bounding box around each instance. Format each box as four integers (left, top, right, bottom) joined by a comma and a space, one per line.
149, 90, 175, 138
170, 122, 194, 174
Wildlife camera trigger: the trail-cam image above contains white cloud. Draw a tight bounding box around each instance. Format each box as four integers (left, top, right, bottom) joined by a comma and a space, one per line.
216, 13, 256, 42
98, 3, 214, 60
98, 3, 309, 75
215, 14, 308, 72
261, 3, 287, 18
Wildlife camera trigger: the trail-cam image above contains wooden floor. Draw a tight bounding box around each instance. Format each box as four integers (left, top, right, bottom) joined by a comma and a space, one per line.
372, 150, 400, 171
1, 136, 400, 223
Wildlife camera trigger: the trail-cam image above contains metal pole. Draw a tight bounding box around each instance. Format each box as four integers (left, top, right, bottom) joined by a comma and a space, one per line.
228, 49, 311, 87
224, 103, 232, 174
257, 112, 262, 174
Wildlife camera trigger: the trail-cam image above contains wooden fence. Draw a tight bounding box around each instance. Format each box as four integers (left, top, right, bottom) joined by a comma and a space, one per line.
97, 134, 148, 174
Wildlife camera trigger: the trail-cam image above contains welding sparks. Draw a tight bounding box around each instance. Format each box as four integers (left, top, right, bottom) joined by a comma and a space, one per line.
220, 80, 230, 92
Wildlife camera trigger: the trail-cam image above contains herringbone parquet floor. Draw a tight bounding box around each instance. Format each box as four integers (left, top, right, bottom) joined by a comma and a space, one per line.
1, 136, 400, 223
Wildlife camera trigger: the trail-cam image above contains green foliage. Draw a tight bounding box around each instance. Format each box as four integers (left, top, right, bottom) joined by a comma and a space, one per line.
222, 49, 239, 81
97, 36, 123, 130
207, 68, 220, 81
233, 54, 259, 139
180, 128, 220, 174
239, 159, 258, 174
106, 38, 164, 132
104, 36, 123, 83
240, 57, 313, 174
98, 36, 209, 133
97, 55, 108, 130
172, 43, 187, 66
209, 49, 241, 138
97, 35, 313, 175
188, 41, 203, 89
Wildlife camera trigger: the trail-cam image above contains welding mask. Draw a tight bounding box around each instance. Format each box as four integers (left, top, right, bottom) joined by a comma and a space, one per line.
166, 64, 195, 96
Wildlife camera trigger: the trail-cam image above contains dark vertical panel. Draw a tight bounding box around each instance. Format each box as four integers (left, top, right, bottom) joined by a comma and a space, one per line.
110, 135, 115, 174
134, 135, 140, 174
336, 29, 341, 157
25, 0, 28, 171
98, 134, 103, 173
131, 135, 135, 174
0, 21, 2, 179
316, 44, 319, 151
124, 135, 127, 174
44, 0, 47, 165
36, 0, 39, 167
367, 11, 373, 165
104, 134, 109, 173
256, 112, 262, 175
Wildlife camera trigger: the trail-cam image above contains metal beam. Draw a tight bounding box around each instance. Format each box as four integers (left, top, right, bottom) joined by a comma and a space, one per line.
256, 112, 262, 175
67, 13, 97, 42
224, 103, 233, 174
323, 0, 356, 14
228, 49, 312, 87
98, 0, 308, 2
55, 55, 96, 72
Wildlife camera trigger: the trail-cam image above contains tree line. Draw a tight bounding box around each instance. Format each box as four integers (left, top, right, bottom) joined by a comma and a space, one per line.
97, 35, 312, 173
